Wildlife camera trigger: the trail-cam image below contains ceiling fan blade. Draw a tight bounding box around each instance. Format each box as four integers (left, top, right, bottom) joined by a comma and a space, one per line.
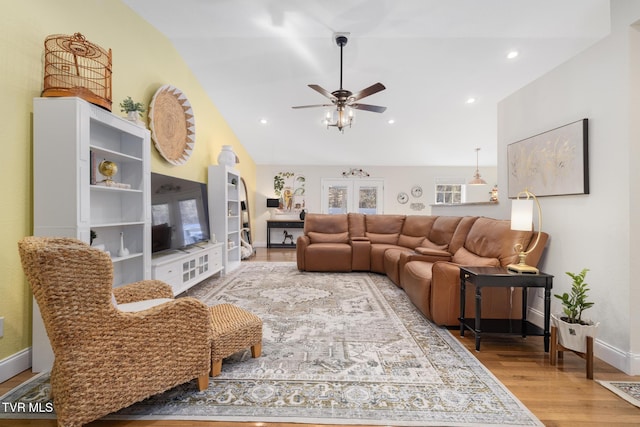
292, 104, 333, 109
308, 84, 337, 101
351, 82, 386, 101
352, 103, 387, 113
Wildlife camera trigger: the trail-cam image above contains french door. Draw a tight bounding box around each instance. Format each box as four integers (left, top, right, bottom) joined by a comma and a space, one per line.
321, 179, 384, 214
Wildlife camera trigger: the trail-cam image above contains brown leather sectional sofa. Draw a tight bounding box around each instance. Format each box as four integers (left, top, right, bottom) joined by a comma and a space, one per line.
296, 213, 548, 326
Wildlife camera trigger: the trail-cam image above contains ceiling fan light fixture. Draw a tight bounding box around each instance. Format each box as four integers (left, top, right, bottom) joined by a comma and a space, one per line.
325, 106, 354, 132
292, 32, 386, 133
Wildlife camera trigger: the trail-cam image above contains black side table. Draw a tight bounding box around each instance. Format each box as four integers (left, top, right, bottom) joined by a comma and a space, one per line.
266, 219, 304, 248
459, 266, 554, 352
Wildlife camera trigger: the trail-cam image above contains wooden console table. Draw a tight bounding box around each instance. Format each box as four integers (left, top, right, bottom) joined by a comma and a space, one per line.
459, 266, 554, 352
266, 219, 304, 248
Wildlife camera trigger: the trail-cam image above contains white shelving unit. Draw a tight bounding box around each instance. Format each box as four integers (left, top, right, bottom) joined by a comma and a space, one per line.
151, 242, 224, 296
208, 165, 241, 273
32, 97, 151, 372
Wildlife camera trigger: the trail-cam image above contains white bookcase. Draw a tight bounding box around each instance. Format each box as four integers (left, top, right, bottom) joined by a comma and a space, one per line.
151, 241, 224, 296
208, 165, 241, 273
32, 97, 151, 372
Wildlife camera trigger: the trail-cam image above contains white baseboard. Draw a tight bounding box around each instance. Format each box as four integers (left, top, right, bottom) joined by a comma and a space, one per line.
0, 348, 31, 383
527, 307, 638, 375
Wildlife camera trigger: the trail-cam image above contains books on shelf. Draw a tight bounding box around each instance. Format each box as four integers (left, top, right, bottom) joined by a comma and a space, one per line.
94, 181, 131, 189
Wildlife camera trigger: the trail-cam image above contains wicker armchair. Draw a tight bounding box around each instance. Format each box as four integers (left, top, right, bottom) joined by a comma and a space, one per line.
18, 236, 213, 427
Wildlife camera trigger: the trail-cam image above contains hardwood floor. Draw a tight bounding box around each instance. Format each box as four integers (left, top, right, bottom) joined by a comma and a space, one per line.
2, 248, 639, 427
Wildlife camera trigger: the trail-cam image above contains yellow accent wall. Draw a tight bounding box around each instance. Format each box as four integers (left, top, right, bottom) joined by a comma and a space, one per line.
0, 0, 256, 361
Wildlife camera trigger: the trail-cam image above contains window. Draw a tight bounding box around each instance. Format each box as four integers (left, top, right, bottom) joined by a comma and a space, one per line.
321, 179, 384, 214
435, 184, 465, 204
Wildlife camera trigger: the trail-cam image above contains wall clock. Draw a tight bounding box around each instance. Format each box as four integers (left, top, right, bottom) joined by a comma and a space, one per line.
397, 192, 409, 204
148, 84, 196, 165
411, 185, 423, 198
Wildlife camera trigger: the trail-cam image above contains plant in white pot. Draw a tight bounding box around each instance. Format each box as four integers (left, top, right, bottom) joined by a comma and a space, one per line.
120, 96, 145, 125
552, 268, 599, 353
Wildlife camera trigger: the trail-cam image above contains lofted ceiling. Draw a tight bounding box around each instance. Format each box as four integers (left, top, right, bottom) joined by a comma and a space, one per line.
123, 0, 610, 167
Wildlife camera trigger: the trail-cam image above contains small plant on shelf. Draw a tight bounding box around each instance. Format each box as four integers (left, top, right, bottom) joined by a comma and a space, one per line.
119, 96, 145, 117
554, 268, 594, 325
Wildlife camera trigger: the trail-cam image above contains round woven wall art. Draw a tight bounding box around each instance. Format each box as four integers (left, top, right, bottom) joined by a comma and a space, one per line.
149, 85, 196, 165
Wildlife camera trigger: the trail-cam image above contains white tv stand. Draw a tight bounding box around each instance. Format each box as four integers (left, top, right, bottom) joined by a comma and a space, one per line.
151, 241, 224, 295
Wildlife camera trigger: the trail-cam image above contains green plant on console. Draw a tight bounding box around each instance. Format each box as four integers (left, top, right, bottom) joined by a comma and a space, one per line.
554, 268, 594, 325
119, 96, 145, 117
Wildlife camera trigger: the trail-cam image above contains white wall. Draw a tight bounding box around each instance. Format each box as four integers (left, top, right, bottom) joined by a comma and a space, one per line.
252, 164, 497, 247
497, 1, 640, 375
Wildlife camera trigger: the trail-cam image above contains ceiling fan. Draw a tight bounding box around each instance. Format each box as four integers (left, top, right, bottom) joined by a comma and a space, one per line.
292, 33, 387, 131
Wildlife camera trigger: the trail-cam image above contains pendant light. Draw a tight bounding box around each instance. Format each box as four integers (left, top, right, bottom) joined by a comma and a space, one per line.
469, 147, 487, 185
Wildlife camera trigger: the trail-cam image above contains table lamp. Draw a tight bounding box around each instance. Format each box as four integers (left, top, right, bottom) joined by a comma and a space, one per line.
507, 189, 542, 274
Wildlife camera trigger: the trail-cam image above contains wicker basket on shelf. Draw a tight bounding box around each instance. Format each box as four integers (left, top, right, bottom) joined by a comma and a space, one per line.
42, 32, 112, 111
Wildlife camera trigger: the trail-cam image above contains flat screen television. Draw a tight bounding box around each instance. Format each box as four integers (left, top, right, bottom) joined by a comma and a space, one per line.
150, 172, 211, 253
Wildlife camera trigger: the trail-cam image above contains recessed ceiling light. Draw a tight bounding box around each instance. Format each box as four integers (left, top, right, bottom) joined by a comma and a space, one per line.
259, 118, 268, 124
387, 119, 395, 124
507, 50, 519, 59
466, 97, 476, 104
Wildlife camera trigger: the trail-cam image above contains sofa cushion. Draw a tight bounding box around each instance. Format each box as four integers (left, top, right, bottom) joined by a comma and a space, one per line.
429, 216, 463, 245
365, 214, 405, 234
366, 232, 399, 244
308, 231, 350, 244
397, 234, 425, 248
452, 247, 500, 267
420, 238, 449, 252
398, 215, 437, 248
463, 217, 511, 259
304, 213, 348, 234
304, 243, 352, 272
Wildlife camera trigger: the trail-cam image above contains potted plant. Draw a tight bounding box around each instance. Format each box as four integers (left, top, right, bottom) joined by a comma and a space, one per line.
552, 268, 598, 352
119, 96, 145, 125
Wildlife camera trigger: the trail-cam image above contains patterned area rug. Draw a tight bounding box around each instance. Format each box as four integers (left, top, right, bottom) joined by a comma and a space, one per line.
597, 380, 640, 408
1, 262, 542, 426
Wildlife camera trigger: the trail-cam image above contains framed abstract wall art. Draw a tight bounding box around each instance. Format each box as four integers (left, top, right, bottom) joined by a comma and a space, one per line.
507, 119, 589, 198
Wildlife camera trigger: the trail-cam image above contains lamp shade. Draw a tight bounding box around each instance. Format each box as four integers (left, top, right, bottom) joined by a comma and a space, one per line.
510, 199, 534, 231
266, 198, 280, 208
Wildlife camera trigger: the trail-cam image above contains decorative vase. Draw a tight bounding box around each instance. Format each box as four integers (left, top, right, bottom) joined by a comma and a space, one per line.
217, 145, 236, 167
117, 232, 129, 257
552, 314, 599, 353
299, 209, 306, 220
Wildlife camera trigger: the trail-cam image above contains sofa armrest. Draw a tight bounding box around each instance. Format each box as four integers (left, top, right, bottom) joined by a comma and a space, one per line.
296, 235, 311, 270
429, 261, 464, 326
414, 247, 452, 260
113, 280, 174, 303
398, 250, 452, 281
351, 238, 371, 271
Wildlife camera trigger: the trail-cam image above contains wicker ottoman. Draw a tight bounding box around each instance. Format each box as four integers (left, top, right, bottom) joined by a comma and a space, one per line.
209, 303, 263, 376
